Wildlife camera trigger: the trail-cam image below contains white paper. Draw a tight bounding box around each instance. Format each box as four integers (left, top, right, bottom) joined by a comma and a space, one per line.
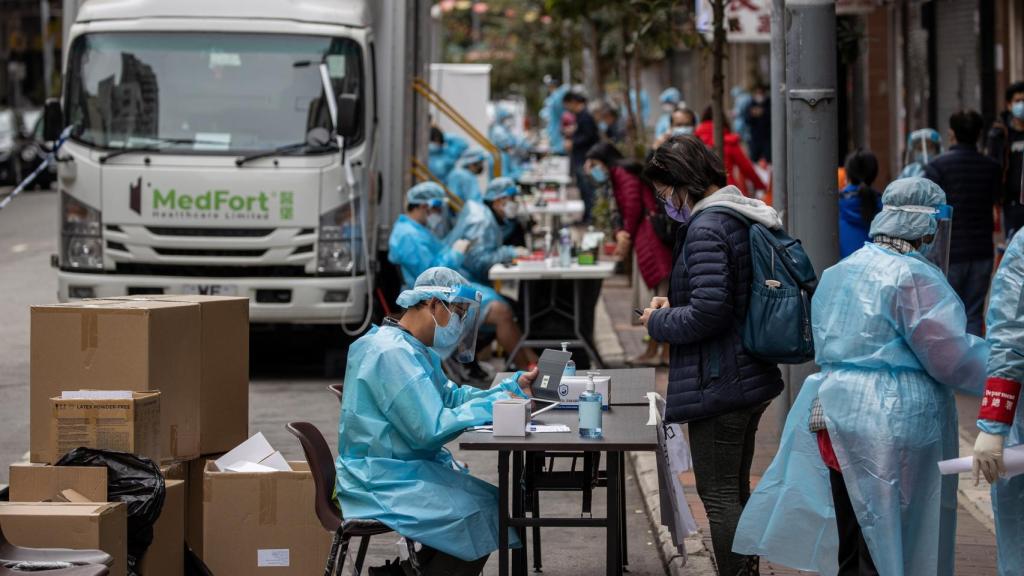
257, 549, 290, 567
529, 425, 571, 433
259, 450, 292, 472
61, 390, 133, 400
215, 432, 276, 472
938, 444, 1024, 477
646, 392, 659, 425
225, 461, 279, 473
193, 133, 231, 151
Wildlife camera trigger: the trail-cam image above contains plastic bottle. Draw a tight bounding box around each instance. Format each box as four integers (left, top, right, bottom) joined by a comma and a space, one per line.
578, 372, 603, 439
558, 228, 572, 268
561, 342, 576, 376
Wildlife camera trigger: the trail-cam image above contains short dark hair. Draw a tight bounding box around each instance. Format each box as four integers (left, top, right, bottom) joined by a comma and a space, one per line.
585, 141, 642, 175
950, 109, 984, 144
430, 127, 444, 145
562, 92, 586, 104
1006, 82, 1024, 102
643, 135, 727, 202
700, 105, 713, 123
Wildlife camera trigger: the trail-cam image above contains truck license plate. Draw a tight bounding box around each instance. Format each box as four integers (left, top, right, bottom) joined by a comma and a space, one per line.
182, 284, 238, 296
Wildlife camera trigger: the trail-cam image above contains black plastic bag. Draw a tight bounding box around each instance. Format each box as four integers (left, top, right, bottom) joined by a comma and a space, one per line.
55, 448, 166, 576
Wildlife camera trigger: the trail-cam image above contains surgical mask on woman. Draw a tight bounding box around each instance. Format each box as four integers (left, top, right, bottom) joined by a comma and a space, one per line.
431, 301, 462, 359
590, 165, 608, 184
1013, 101, 1024, 120
426, 211, 444, 232
663, 193, 692, 223
672, 126, 694, 136
503, 200, 520, 219
598, 121, 609, 133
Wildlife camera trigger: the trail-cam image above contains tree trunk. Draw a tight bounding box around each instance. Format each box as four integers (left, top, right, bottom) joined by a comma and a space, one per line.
621, 23, 638, 142
581, 17, 601, 99
711, 0, 726, 159
633, 53, 647, 147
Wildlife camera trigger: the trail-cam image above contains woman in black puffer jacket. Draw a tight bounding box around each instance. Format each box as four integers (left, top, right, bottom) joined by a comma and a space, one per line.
640, 135, 783, 576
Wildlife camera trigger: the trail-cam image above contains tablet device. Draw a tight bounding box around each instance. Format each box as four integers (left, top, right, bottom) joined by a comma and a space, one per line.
530, 348, 572, 418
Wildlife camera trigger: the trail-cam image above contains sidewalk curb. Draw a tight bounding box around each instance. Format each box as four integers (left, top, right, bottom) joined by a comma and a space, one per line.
629, 452, 718, 576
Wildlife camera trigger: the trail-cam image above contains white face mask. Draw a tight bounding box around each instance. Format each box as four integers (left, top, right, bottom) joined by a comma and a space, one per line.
503, 201, 520, 219
426, 212, 443, 231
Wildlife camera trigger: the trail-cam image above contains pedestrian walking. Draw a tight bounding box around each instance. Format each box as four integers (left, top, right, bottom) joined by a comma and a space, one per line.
584, 141, 672, 366
986, 81, 1024, 238
694, 107, 765, 197
563, 91, 601, 223
838, 148, 881, 259
925, 109, 1001, 336
639, 135, 784, 576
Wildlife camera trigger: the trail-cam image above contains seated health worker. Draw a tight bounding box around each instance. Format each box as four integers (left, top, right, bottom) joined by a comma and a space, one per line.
447, 148, 488, 204
447, 177, 528, 286
733, 177, 988, 576
335, 267, 538, 575
388, 181, 470, 289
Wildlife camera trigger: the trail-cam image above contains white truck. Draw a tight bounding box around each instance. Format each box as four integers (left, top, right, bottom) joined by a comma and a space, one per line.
46, 0, 434, 327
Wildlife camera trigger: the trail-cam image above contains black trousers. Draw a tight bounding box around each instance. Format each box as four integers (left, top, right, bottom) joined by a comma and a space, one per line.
829, 468, 879, 576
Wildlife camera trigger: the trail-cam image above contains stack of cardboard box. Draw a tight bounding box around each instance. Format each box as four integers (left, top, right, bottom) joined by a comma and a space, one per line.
4, 295, 333, 575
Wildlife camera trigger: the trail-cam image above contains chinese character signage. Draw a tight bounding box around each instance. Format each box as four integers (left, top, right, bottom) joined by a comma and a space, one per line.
696, 0, 878, 44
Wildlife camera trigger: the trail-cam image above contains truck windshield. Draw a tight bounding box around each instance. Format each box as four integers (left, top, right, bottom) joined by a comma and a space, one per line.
65, 32, 363, 153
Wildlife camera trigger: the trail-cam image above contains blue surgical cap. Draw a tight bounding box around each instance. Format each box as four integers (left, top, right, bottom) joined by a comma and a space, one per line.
458, 148, 487, 167
395, 267, 471, 308
406, 181, 445, 207
869, 177, 947, 241
659, 87, 681, 105
907, 128, 941, 145
483, 177, 519, 202
495, 106, 514, 122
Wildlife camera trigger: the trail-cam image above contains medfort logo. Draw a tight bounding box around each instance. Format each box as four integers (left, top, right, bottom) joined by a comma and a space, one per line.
152, 189, 270, 213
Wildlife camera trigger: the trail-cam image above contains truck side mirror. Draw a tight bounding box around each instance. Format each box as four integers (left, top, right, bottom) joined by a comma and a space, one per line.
43, 98, 63, 142
336, 94, 359, 140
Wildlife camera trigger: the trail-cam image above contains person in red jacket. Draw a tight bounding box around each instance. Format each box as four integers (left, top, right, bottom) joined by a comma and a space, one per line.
694, 106, 765, 196
584, 141, 673, 365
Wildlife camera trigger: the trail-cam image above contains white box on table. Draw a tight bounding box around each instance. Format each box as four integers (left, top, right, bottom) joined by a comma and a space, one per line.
492, 399, 530, 436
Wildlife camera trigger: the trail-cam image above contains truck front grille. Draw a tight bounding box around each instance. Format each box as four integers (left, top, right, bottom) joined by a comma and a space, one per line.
115, 263, 309, 278
145, 226, 275, 237
152, 247, 268, 257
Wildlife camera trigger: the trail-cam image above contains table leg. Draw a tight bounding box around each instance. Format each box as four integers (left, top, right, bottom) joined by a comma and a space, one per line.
499, 450, 510, 576
573, 279, 604, 368
620, 453, 629, 571
512, 451, 526, 576
606, 451, 622, 576
505, 280, 531, 369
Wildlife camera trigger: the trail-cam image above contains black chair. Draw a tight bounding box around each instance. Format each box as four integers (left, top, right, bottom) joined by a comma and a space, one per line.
0, 525, 112, 570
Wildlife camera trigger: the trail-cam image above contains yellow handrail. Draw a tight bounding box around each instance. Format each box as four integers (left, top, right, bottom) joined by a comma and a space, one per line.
412, 77, 502, 175
410, 158, 464, 213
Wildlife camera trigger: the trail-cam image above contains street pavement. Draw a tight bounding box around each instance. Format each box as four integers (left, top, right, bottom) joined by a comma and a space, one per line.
0, 188, 670, 575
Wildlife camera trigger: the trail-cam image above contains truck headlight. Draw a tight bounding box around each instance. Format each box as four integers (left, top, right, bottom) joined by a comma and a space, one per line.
61, 192, 103, 269
317, 202, 361, 275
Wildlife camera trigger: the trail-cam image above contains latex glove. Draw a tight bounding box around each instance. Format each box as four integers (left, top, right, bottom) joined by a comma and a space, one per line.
514, 246, 531, 258
615, 230, 631, 244
650, 296, 670, 310
973, 431, 1006, 485
452, 239, 470, 254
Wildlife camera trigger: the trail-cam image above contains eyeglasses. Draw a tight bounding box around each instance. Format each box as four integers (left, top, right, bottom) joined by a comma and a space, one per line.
652, 182, 673, 204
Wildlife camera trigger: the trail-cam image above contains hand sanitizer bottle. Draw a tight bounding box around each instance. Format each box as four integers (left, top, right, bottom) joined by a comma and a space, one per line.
578, 372, 603, 439
561, 342, 576, 376
558, 228, 573, 268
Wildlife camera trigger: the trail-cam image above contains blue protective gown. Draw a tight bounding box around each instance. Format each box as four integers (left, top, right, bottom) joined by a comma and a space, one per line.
541, 85, 569, 153
445, 200, 517, 285
446, 166, 484, 204
981, 231, 1024, 576
733, 243, 988, 576
387, 214, 465, 290
428, 133, 469, 182
488, 123, 525, 180
335, 324, 524, 561
654, 113, 672, 140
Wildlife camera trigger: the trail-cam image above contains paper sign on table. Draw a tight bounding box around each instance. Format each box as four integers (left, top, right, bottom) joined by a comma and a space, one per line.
938, 444, 1024, 477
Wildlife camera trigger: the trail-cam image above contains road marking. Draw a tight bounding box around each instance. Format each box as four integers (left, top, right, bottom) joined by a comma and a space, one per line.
11, 243, 27, 253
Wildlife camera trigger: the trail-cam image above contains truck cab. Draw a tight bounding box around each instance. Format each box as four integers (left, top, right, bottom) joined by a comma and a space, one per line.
50, 0, 430, 325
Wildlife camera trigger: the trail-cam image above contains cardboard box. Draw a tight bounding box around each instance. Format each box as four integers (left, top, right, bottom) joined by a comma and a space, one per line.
30, 300, 201, 462
185, 455, 221, 558
50, 392, 161, 464
0, 502, 127, 576
202, 461, 331, 575
139, 479, 185, 576
8, 463, 108, 502
108, 296, 249, 455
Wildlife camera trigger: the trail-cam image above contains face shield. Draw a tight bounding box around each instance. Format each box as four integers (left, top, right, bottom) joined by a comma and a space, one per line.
904, 129, 943, 167
427, 284, 482, 363
923, 204, 953, 274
